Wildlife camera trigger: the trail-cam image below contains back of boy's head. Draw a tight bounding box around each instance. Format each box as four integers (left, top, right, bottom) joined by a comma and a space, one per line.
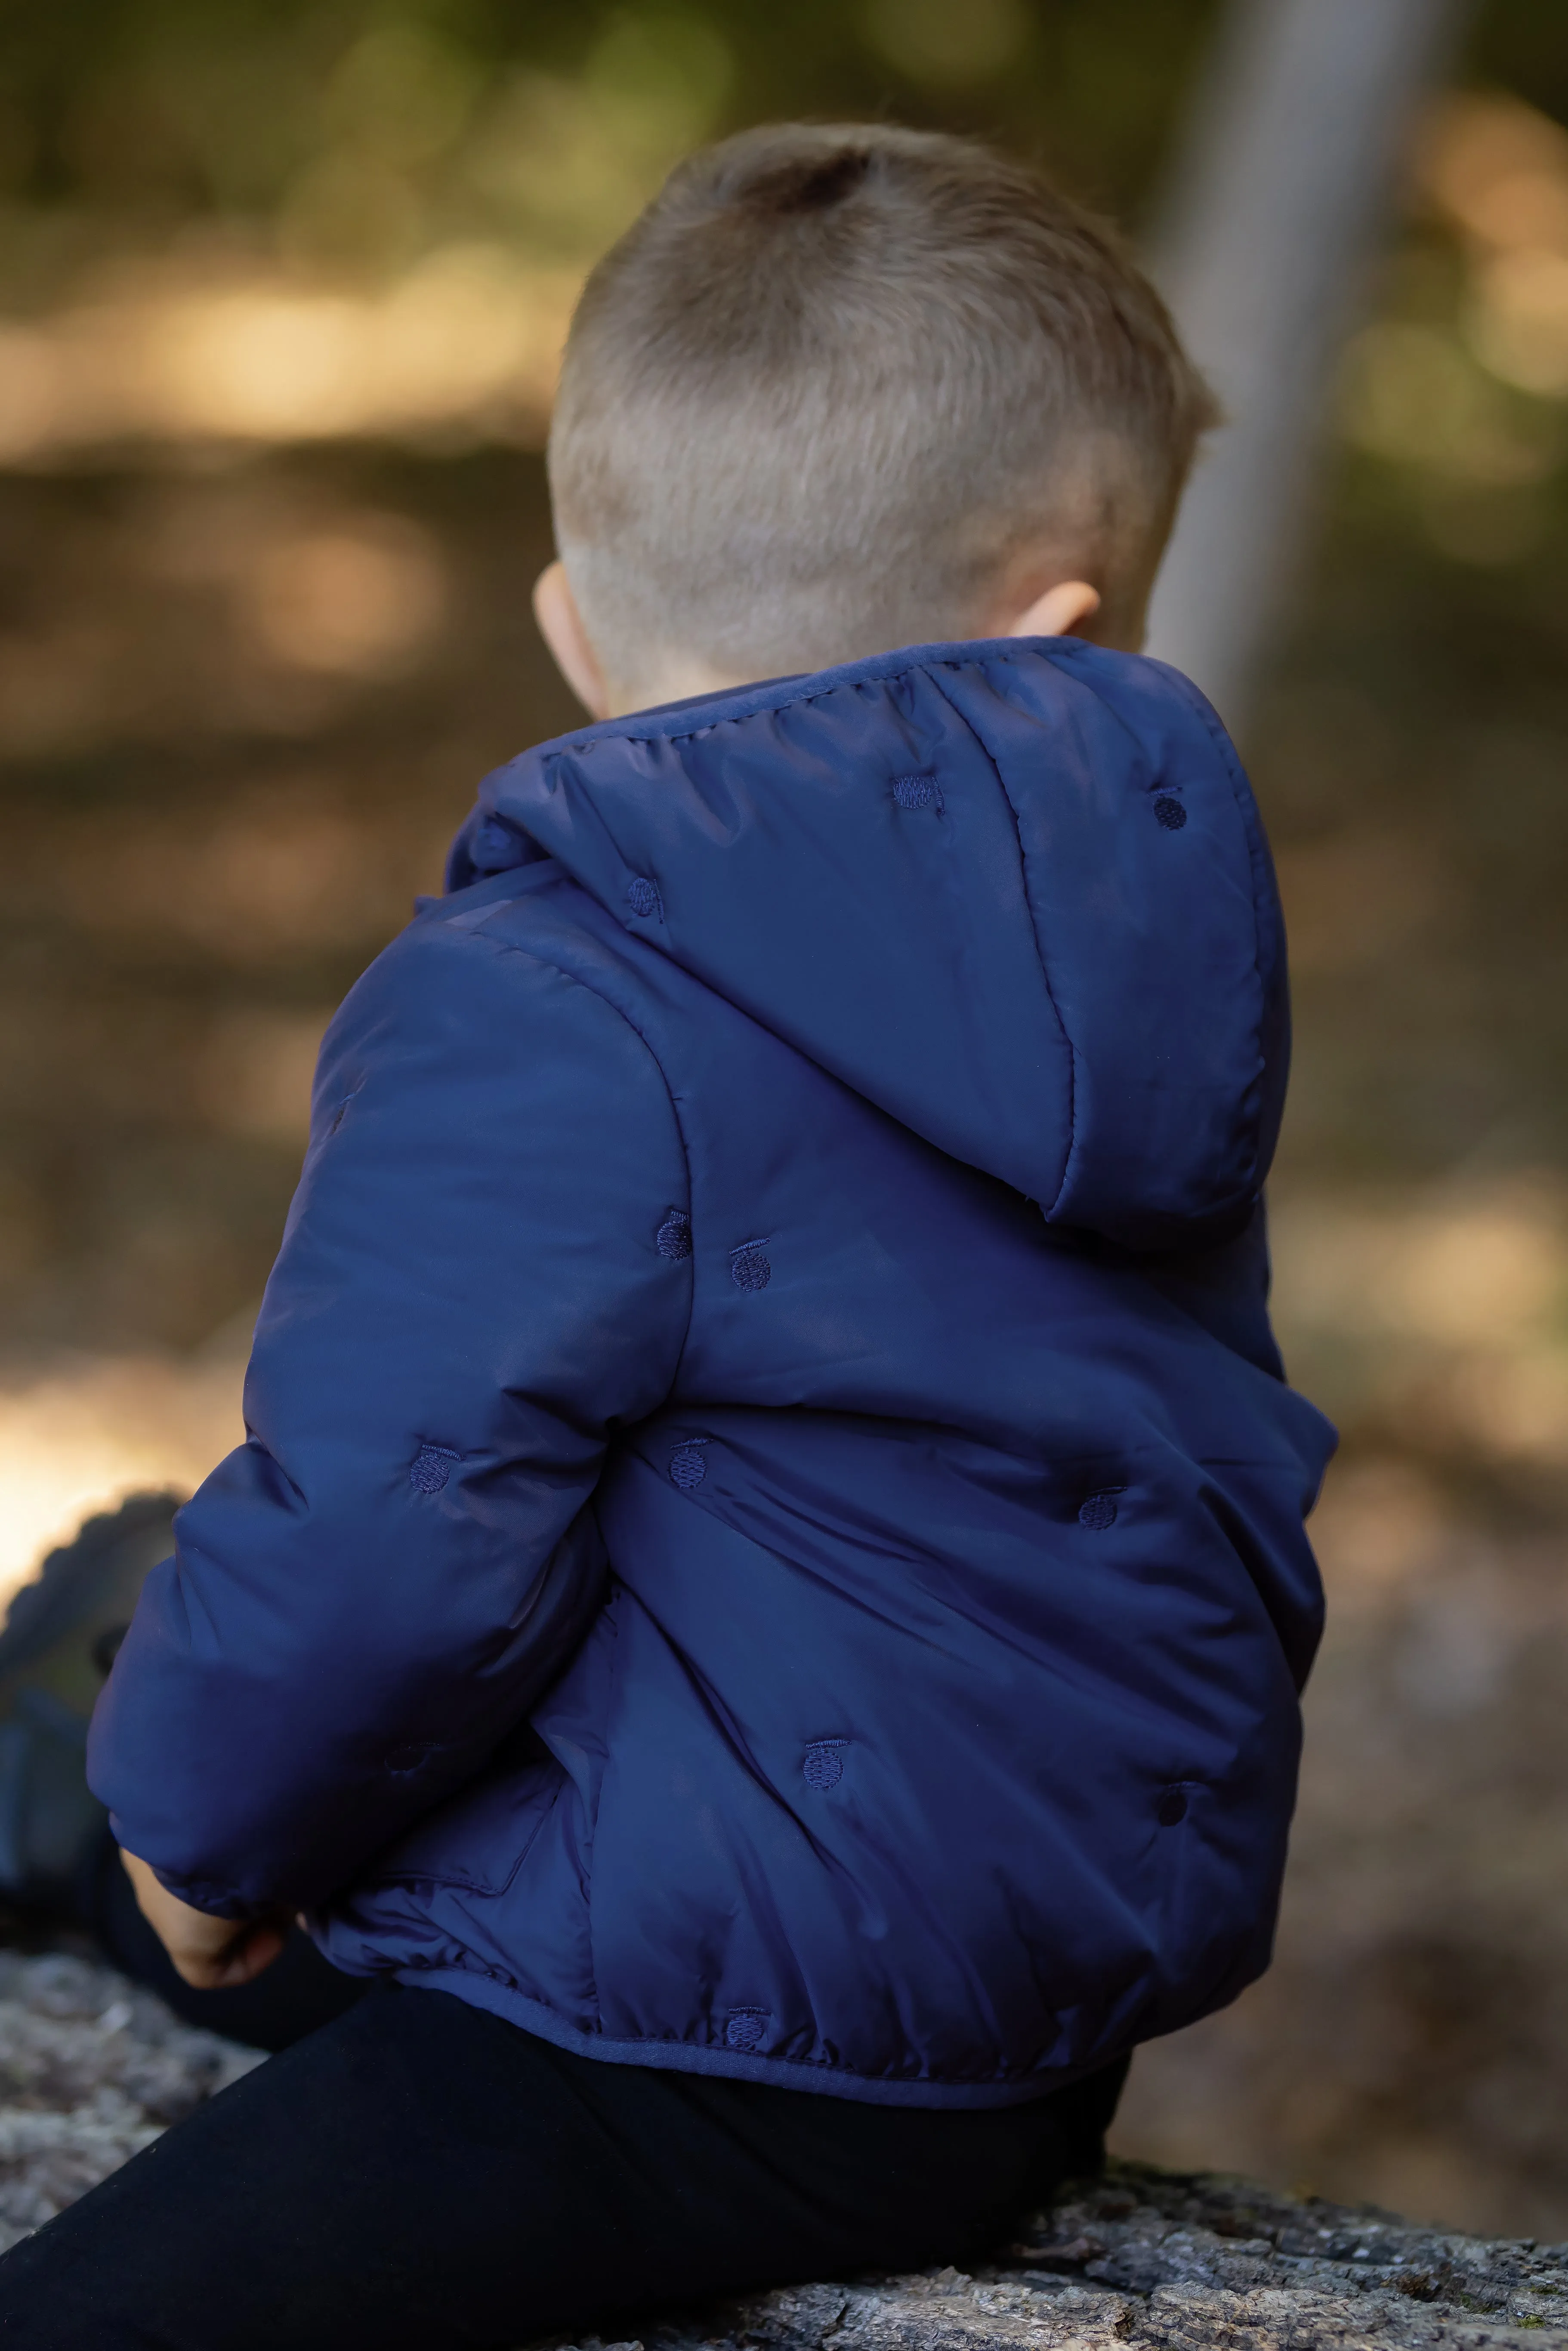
549, 122, 1215, 706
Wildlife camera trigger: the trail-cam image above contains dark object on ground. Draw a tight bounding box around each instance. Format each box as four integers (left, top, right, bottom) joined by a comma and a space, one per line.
0, 1492, 179, 1917
0, 1978, 1127, 2348
0, 1490, 365, 2042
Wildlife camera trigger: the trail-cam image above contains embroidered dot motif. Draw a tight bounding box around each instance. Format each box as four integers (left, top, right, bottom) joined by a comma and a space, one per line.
656, 1209, 692, 1261
409, 1445, 459, 1495
725, 2012, 766, 2051
1079, 1492, 1120, 1530
803, 1740, 846, 1790
625, 876, 660, 917
892, 771, 941, 810
1157, 1789, 1189, 1826
730, 1241, 771, 1292
471, 817, 521, 871
1153, 794, 1188, 831
669, 1445, 708, 1492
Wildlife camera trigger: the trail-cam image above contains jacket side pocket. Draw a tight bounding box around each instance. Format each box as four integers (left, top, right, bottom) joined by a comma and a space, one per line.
361, 1731, 562, 1897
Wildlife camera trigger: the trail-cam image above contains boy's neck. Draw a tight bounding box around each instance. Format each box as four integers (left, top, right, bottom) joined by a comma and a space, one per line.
605, 653, 751, 719
535, 558, 1127, 726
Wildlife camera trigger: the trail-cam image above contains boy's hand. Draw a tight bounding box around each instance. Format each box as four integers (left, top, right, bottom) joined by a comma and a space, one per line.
119, 1848, 290, 1989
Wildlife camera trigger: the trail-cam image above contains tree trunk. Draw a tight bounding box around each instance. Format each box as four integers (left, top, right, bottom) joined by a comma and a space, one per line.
1143, 0, 1473, 732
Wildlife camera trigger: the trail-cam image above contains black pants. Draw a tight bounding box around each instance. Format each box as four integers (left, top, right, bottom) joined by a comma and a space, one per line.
0, 1966, 1126, 2351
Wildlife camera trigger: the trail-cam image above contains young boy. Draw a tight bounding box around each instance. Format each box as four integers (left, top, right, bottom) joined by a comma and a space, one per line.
0, 123, 1333, 2347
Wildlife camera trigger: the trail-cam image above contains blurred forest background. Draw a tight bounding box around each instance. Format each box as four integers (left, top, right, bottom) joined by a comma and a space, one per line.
1, 0, 1568, 2239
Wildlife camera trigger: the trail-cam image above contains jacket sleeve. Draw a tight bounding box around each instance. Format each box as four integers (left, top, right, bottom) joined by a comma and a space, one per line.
87, 902, 691, 1913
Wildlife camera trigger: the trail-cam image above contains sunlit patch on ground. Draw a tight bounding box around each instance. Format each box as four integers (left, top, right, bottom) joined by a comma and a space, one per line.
1272, 1176, 1568, 1466
0, 1351, 244, 1608
0, 251, 579, 463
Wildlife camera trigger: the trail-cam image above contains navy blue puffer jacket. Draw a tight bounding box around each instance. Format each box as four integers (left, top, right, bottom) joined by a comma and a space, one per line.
90, 636, 1334, 2108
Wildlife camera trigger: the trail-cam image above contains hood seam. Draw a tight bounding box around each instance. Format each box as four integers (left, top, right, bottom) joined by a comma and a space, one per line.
1133, 657, 1276, 1197
923, 664, 1077, 1222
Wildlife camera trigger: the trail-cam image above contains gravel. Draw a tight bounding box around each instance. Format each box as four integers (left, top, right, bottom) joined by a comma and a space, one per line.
0, 1947, 262, 2254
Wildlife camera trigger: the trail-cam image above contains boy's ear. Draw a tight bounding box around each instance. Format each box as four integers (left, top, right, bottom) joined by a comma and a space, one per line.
534, 562, 611, 719
1004, 578, 1102, 641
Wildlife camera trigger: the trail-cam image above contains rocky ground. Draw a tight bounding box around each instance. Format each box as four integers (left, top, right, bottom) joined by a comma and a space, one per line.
0, 1947, 262, 2253
636, 2165, 1568, 2351
3, 1948, 1567, 2351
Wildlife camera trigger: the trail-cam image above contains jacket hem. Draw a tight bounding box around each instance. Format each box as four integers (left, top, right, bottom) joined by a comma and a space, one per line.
394, 1967, 1077, 2107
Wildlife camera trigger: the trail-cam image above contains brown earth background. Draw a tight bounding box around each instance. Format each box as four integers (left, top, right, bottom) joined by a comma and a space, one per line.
3, 0, 1568, 2242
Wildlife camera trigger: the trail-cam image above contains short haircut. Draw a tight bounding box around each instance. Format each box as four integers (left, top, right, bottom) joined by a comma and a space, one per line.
549, 122, 1216, 700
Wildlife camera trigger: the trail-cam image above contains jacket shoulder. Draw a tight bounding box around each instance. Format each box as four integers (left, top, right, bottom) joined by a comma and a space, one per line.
330, 862, 666, 1055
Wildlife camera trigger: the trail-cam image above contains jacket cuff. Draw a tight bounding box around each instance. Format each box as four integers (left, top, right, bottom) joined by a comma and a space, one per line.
111, 1828, 256, 1921
150, 1867, 255, 1920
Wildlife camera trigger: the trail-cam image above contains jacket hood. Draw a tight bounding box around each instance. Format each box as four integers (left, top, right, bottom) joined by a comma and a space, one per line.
448, 637, 1288, 1252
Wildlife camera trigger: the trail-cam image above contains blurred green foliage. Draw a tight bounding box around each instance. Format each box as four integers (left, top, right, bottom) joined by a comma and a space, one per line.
0, 0, 1560, 343
0, 0, 1235, 296
0, 0, 1560, 305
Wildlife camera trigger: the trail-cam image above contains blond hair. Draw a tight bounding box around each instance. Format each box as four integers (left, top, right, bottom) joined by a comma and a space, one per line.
550, 123, 1215, 701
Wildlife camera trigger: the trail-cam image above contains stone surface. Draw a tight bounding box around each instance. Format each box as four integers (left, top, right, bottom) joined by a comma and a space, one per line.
618, 2161, 1568, 2351
3, 1947, 1567, 2350
630, 2166, 1568, 2351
